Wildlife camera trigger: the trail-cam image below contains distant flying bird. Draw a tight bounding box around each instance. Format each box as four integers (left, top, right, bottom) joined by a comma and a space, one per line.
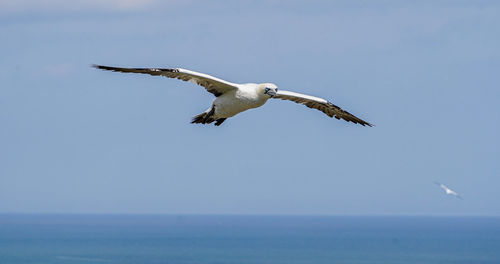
93, 65, 372, 127
434, 182, 463, 200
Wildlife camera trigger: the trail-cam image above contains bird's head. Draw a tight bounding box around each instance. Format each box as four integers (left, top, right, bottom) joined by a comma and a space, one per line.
260, 83, 278, 98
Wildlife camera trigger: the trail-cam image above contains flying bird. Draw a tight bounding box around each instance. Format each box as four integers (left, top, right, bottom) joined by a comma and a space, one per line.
434, 182, 463, 200
93, 65, 372, 127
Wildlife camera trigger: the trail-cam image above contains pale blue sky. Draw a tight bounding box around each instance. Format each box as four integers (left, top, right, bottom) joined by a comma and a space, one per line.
1, 0, 499, 215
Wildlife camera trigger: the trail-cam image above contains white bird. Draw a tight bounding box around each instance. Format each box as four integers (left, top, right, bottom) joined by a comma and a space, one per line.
434, 182, 463, 200
93, 65, 372, 127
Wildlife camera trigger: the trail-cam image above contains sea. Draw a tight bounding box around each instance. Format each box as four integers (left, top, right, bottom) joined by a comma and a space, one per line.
1, 214, 499, 264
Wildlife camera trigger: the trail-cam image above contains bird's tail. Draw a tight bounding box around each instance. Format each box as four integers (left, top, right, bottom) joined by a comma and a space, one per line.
191, 112, 215, 125
191, 112, 227, 126
191, 106, 227, 126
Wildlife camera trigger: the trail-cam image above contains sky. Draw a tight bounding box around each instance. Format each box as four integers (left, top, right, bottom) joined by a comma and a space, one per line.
0, 0, 499, 216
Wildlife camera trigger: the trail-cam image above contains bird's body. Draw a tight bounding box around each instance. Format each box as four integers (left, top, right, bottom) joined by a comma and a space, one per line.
444, 188, 457, 195
93, 65, 372, 127
214, 83, 268, 118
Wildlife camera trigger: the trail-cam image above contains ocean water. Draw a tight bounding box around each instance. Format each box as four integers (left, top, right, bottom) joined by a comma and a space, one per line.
1, 215, 499, 264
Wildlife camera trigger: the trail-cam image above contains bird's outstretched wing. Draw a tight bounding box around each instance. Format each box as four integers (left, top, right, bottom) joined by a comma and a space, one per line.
93, 65, 238, 97
273, 90, 372, 126
434, 181, 446, 189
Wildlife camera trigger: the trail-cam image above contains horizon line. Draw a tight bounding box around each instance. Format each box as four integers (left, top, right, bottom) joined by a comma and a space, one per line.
1, 212, 499, 218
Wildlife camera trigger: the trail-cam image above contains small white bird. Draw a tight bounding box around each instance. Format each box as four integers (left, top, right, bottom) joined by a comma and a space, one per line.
93, 65, 372, 127
434, 182, 463, 200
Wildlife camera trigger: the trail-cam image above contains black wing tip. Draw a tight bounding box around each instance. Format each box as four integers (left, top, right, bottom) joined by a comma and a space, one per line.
326, 101, 373, 127
92, 64, 114, 71
362, 122, 374, 127
340, 114, 374, 127
91, 64, 179, 73
351, 121, 373, 127
355, 119, 374, 127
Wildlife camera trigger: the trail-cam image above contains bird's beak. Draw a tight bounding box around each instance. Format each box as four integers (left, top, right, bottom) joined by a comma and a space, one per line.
265, 88, 276, 97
